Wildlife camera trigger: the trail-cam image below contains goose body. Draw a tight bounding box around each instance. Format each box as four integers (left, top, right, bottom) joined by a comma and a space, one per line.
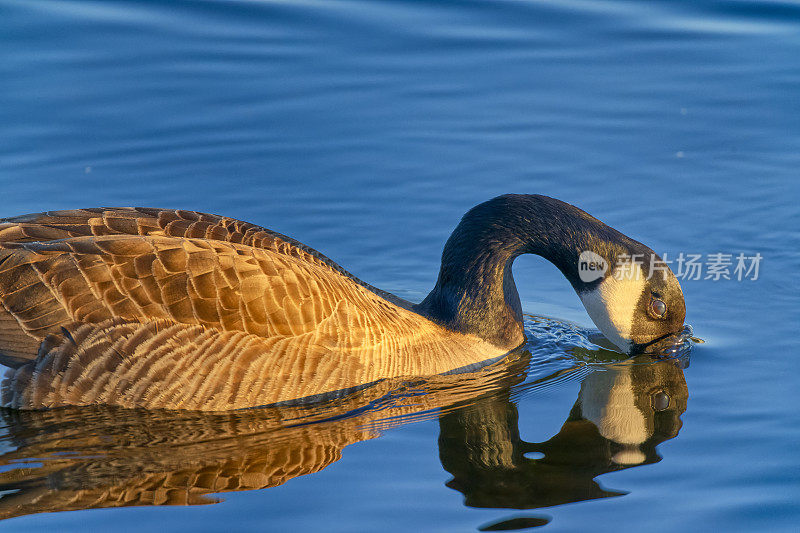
0, 195, 686, 410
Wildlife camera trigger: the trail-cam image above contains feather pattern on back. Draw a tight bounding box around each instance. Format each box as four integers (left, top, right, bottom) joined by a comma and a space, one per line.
0, 208, 504, 409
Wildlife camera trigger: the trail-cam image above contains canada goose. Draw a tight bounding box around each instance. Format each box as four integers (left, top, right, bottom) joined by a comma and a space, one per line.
0, 194, 685, 409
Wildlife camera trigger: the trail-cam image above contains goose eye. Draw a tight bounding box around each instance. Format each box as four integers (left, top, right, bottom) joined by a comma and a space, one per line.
651, 390, 670, 411
649, 298, 667, 319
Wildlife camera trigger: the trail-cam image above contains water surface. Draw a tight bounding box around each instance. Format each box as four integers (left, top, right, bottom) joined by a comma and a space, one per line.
1, 0, 798, 531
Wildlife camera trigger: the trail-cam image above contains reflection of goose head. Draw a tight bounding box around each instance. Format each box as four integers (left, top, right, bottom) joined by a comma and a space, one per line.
438, 356, 688, 511
577, 358, 688, 465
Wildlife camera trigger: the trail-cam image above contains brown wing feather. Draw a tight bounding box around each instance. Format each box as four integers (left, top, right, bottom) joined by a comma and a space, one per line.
0, 207, 279, 244
0, 233, 399, 350
0, 228, 503, 408
0, 207, 408, 308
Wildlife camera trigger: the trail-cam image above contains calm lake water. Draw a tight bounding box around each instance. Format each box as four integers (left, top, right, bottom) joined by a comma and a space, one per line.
1, 0, 799, 531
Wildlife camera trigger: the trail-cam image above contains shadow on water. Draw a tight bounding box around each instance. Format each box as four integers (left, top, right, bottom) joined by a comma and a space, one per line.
0, 318, 690, 528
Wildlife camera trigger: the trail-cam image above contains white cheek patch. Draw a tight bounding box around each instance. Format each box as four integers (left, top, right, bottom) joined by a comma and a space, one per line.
579, 366, 649, 465
612, 447, 647, 465
578, 265, 646, 352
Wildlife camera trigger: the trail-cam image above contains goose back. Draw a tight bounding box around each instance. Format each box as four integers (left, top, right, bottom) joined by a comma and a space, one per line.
0, 209, 504, 409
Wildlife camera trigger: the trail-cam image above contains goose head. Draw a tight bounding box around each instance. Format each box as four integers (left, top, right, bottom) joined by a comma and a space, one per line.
418, 194, 687, 354
574, 243, 686, 353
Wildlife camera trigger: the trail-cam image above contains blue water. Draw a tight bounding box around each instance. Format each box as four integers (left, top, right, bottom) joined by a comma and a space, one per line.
1, 0, 799, 531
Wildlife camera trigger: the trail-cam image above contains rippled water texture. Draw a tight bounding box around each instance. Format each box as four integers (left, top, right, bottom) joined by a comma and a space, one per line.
1, 0, 799, 531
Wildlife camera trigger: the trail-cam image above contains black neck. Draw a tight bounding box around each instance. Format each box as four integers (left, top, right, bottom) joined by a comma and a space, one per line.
414, 194, 636, 349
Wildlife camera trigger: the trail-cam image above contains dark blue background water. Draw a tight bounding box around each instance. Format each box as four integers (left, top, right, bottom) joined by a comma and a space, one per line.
1, 0, 799, 531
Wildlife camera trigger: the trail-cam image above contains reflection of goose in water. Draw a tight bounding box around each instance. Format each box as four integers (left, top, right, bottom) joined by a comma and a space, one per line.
0, 195, 685, 409
0, 343, 688, 521
439, 356, 688, 511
